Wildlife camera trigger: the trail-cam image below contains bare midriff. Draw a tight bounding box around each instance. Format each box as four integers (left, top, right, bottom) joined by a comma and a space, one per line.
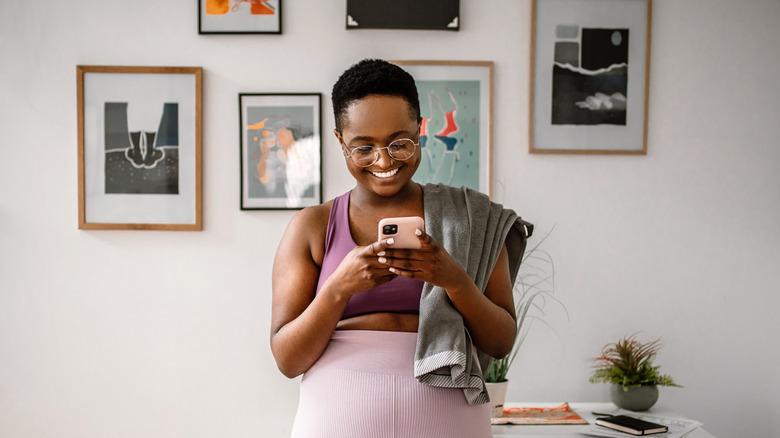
336, 312, 419, 332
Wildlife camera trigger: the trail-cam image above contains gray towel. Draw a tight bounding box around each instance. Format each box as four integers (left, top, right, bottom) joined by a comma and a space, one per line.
415, 183, 532, 405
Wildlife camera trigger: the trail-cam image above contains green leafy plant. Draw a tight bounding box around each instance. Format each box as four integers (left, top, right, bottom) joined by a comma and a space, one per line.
485, 227, 567, 383
589, 334, 682, 391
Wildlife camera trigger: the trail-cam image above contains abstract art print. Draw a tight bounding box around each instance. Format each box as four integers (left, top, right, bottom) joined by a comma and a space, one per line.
239, 93, 322, 210
391, 61, 492, 196
198, 0, 281, 34
77, 66, 202, 230
530, 0, 651, 154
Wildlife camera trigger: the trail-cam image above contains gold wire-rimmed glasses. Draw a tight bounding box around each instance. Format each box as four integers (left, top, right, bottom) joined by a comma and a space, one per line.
341, 138, 419, 168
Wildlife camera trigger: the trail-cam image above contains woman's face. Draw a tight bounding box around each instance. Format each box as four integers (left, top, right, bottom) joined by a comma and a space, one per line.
336, 95, 421, 198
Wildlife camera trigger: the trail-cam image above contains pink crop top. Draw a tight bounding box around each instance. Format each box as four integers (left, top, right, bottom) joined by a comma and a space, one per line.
315, 191, 424, 319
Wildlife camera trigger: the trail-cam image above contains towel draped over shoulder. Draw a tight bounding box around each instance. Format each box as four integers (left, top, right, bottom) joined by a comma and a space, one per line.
415, 183, 533, 405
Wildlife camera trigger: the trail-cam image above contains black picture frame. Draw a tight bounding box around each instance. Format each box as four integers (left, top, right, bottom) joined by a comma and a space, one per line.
239, 93, 322, 210
199, 0, 282, 35
346, 0, 459, 31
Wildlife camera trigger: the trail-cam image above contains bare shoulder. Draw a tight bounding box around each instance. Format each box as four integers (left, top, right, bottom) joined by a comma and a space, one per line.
284, 201, 332, 241
277, 200, 333, 266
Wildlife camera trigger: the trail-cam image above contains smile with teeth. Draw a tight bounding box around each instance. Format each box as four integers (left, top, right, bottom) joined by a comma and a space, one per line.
370, 168, 400, 178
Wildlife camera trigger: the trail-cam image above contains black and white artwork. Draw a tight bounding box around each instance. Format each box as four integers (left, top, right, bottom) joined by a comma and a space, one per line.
104, 102, 180, 194
530, 0, 651, 154
551, 26, 629, 126
78, 66, 202, 229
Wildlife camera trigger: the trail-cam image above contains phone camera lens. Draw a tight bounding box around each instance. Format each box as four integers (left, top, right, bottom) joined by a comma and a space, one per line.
382, 224, 398, 235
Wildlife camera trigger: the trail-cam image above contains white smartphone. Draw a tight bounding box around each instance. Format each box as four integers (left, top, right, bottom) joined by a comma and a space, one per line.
377, 216, 425, 249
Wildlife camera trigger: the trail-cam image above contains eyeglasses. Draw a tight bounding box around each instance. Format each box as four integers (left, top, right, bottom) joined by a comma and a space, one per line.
342, 138, 419, 168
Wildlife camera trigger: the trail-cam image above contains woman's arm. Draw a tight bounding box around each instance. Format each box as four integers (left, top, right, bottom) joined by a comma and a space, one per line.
445, 244, 517, 358
270, 207, 398, 378
270, 207, 343, 378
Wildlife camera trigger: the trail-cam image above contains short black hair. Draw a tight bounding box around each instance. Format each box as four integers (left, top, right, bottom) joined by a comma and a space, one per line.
331, 59, 421, 133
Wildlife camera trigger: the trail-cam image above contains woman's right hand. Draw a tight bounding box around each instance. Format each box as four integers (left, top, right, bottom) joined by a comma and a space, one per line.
320, 239, 398, 299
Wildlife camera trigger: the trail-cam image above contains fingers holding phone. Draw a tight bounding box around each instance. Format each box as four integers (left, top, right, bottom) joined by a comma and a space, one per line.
375, 216, 427, 277
377, 216, 425, 249
376, 216, 465, 288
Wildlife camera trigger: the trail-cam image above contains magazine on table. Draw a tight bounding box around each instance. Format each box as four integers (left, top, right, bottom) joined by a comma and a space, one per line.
491, 402, 588, 425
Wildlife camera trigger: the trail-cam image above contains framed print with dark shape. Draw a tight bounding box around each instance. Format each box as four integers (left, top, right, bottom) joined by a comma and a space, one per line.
346, 0, 459, 30
198, 0, 281, 34
530, 0, 652, 154
77, 66, 203, 230
239, 93, 322, 210
391, 61, 492, 196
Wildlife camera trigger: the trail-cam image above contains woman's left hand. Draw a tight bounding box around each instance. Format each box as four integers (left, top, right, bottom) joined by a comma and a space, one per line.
377, 230, 467, 290
380, 229, 518, 359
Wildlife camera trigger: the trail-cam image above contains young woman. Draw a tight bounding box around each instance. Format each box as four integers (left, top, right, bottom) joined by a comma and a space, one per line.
270, 59, 528, 437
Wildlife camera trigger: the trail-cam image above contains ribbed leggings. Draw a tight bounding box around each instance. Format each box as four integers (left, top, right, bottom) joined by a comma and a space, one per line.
291, 330, 491, 438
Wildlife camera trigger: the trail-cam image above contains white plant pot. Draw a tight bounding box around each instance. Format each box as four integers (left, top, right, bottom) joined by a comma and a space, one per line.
485, 381, 509, 417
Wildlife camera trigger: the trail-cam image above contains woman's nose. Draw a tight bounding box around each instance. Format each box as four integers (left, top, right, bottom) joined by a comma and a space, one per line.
374, 147, 395, 168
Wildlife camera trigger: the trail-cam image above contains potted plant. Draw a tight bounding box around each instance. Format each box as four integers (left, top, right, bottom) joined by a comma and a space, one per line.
484, 228, 566, 417
589, 334, 682, 411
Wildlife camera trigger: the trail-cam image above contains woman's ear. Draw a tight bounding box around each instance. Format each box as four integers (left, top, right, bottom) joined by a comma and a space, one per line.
333, 129, 343, 144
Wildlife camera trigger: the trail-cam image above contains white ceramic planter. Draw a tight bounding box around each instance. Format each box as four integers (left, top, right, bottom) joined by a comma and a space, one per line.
485, 381, 509, 417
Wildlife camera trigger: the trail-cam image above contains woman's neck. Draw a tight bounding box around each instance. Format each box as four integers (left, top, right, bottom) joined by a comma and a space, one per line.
350, 182, 423, 215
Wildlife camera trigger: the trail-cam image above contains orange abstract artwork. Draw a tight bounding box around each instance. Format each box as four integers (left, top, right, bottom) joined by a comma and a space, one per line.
206, 0, 276, 15
250, 0, 275, 15
205, 0, 230, 15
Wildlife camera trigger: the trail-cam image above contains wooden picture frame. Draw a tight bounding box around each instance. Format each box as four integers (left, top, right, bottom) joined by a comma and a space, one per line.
391, 60, 493, 196
77, 66, 203, 230
239, 93, 322, 210
529, 0, 652, 154
198, 0, 282, 34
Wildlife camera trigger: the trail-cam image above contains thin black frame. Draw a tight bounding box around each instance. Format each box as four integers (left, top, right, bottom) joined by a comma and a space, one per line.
198, 0, 282, 35
239, 93, 322, 210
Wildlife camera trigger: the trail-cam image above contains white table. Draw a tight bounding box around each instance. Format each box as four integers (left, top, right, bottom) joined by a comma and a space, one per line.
492, 402, 716, 438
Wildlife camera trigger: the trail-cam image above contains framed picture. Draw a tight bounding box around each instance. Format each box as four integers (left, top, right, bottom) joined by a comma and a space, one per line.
198, 0, 281, 34
346, 0, 459, 30
529, 0, 652, 154
77, 66, 203, 230
391, 61, 493, 196
239, 93, 322, 210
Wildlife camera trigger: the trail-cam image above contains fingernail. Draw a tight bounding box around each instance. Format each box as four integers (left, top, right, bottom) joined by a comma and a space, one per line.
415, 229, 423, 236
387, 238, 394, 245
378, 257, 387, 264
389, 267, 397, 273
377, 251, 386, 256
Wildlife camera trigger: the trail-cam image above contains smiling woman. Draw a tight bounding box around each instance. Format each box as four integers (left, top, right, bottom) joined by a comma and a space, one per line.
336, 95, 423, 199
269, 59, 532, 438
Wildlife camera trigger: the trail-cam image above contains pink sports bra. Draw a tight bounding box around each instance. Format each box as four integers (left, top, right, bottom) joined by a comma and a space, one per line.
315, 191, 424, 319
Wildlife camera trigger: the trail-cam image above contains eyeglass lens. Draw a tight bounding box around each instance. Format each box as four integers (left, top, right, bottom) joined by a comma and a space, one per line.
349, 139, 416, 167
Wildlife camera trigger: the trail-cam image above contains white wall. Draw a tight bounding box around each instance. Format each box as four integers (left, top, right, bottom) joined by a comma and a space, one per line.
1, 1, 778, 437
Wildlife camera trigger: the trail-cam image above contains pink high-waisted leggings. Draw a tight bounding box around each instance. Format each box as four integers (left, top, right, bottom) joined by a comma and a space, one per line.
291, 330, 491, 438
